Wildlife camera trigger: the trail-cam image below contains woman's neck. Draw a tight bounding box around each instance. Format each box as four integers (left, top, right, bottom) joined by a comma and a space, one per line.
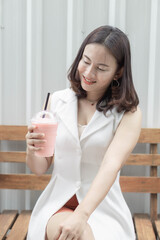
86, 91, 104, 103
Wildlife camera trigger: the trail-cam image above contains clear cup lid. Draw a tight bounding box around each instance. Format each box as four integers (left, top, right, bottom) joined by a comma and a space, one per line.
31, 110, 57, 123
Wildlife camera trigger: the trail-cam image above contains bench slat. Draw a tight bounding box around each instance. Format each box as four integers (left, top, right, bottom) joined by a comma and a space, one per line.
1, 152, 160, 165
126, 154, 160, 166
0, 210, 18, 240
133, 214, 156, 240
0, 152, 26, 163
139, 129, 160, 143
120, 176, 160, 193
0, 174, 51, 190
0, 127, 159, 142
1, 175, 160, 193
155, 215, 160, 239
0, 125, 27, 140
7, 210, 31, 240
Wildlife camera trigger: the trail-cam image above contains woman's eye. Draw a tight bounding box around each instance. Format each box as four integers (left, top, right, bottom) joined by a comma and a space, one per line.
97, 67, 106, 71
83, 60, 90, 65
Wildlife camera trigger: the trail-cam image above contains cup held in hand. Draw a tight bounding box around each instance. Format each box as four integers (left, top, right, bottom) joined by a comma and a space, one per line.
31, 111, 58, 157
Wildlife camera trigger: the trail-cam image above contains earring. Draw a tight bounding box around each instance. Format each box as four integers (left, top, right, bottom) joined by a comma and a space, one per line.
112, 79, 120, 88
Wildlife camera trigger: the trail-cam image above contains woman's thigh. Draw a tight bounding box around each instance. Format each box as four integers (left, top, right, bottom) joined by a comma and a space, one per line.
46, 210, 95, 240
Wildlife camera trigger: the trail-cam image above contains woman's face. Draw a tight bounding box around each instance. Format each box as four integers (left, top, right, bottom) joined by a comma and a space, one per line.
77, 43, 118, 97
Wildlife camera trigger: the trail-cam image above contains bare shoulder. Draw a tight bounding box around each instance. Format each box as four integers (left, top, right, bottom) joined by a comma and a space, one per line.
122, 106, 142, 126
116, 106, 142, 138
124, 106, 142, 117
114, 106, 142, 149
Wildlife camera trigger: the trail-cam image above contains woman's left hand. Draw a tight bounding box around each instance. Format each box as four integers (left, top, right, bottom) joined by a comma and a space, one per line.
58, 210, 88, 240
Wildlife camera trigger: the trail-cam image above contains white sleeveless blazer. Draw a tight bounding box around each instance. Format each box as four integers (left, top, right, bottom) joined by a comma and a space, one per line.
27, 88, 135, 240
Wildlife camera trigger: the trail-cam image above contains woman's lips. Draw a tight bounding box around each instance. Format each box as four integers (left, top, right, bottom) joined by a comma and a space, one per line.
83, 76, 96, 85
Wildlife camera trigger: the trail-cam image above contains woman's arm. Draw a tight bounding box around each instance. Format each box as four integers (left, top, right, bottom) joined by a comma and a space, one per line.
26, 94, 53, 175
26, 125, 53, 175
75, 107, 142, 218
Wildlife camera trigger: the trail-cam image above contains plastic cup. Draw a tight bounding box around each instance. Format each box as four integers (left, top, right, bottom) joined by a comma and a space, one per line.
31, 110, 58, 157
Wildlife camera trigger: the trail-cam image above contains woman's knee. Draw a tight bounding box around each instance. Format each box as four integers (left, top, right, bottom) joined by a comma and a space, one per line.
46, 212, 72, 240
46, 212, 95, 240
79, 223, 95, 240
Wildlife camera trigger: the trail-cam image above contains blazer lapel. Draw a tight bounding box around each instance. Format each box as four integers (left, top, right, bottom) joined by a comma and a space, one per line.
55, 88, 115, 144
56, 89, 80, 144
80, 109, 114, 141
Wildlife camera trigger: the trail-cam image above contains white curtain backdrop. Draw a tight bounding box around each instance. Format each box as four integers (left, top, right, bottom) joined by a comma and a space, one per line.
0, 0, 160, 214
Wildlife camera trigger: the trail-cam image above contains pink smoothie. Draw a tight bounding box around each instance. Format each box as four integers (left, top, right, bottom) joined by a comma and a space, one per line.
32, 118, 58, 157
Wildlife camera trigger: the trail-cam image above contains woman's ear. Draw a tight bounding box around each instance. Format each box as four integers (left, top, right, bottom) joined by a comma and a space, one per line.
114, 67, 124, 79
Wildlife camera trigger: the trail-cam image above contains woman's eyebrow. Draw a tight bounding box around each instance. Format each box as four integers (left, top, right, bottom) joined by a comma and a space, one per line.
83, 54, 91, 61
83, 54, 109, 67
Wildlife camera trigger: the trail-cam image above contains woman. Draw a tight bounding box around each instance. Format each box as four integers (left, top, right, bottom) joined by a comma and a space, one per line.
26, 25, 141, 240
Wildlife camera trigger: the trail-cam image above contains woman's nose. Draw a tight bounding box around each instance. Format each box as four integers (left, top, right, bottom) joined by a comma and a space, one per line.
85, 65, 96, 78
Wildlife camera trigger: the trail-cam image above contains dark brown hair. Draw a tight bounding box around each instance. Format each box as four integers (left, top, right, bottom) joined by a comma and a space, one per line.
68, 25, 139, 113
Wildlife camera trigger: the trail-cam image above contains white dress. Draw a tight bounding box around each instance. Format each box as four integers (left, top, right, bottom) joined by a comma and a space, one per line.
27, 88, 136, 240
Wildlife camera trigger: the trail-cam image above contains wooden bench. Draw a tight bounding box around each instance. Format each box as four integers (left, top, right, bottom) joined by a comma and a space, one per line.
120, 128, 160, 240
0, 125, 160, 240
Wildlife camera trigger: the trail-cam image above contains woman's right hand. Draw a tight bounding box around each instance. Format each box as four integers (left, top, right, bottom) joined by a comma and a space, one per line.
26, 125, 46, 155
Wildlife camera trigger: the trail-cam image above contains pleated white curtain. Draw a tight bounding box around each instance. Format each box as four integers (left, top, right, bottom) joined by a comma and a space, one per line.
0, 0, 160, 213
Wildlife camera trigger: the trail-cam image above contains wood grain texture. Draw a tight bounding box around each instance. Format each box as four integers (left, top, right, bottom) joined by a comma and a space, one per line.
0, 125, 27, 140
150, 144, 158, 220
120, 176, 160, 193
0, 174, 51, 190
126, 154, 160, 166
0, 127, 160, 142
7, 211, 31, 240
0, 152, 26, 163
0, 210, 18, 240
1, 174, 160, 193
1, 152, 160, 165
155, 215, 160, 239
139, 128, 160, 143
133, 214, 156, 240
